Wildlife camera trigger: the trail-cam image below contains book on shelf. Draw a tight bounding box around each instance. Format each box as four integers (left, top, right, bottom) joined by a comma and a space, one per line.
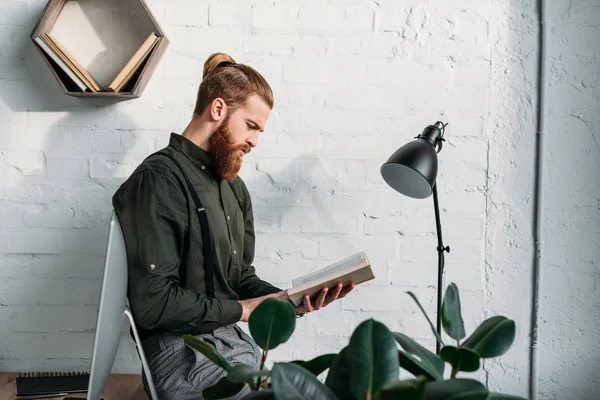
34, 30, 159, 93
108, 32, 159, 92
33, 35, 91, 92
287, 251, 374, 306
42, 33, 101, 92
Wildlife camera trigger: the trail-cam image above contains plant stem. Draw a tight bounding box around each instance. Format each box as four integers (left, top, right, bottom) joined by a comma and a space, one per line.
255, 348, 269, 391
450, 350, 463, 379
261, 348, 269, 370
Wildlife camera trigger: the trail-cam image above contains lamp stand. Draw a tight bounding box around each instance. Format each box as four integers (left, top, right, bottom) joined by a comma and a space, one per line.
432, 183, 450, 355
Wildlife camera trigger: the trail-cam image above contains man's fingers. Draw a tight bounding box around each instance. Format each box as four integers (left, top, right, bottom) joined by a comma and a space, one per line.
314, 287, 328, 310
323, 283, 343, 306
332, 283, 343, 299
338, 283, 356, 299
302, 285, 347, 313
303, 295, 314, 312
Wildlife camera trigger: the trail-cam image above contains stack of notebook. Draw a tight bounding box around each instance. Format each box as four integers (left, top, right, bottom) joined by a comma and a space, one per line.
33, 31, 159, 93
15, 372, 89, 398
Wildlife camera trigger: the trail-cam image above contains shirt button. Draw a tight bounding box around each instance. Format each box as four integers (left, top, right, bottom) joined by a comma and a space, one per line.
227, 215, 230, 221
201, 165, 206, 170
233, 250, 237, 255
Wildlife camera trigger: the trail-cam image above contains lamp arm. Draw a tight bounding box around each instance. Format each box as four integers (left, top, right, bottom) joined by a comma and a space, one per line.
432, 183, 450, 354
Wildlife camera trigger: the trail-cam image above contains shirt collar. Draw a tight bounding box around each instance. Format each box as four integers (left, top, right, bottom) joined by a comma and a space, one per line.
169, 132, 219, 176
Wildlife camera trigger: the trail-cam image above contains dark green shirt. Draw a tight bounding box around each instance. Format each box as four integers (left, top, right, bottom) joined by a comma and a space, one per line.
113, 133, 281, 339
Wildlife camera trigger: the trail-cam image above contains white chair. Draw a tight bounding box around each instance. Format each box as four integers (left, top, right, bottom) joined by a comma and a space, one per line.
86, 211, 158, 400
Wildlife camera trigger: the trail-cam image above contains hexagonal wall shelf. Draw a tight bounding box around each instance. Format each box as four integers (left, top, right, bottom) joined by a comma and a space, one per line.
30, 0, 169, 98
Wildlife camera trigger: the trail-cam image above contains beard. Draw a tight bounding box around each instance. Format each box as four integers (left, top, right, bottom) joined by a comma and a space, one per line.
209, 117, 250, 181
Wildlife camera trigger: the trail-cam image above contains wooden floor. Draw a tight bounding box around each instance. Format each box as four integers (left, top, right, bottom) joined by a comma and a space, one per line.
0, 373, 149, 400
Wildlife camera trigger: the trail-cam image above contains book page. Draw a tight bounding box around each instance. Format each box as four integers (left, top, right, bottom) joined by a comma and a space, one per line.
292, 251, 368, 287
50, 0, 156, 88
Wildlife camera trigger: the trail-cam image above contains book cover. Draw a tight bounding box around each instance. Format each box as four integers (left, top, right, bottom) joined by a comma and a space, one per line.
287, 251, 374, 306
33, 36, 89, 92
109, 32, 159, 92
43, 33, 102, 92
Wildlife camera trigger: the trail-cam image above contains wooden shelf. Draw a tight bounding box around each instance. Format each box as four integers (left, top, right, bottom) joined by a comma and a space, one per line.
30, 0, 169, 99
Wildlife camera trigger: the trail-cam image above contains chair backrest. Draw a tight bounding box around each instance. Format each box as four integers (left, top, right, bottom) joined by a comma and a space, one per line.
87, 211, 128, 400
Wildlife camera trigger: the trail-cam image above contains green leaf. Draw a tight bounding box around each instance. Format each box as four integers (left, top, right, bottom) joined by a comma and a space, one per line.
226, 364, 271, 384
245, 389, 276, 399
462, 316, 516, 358
423, 379, 486, 400
348, 319, 399, 399
183, 334, 232, 371
447, 391, 528, 400
440, 346, 480, 372
249, 298, 296, 350
394, 332, 444, 381
325, 347, 355, 400
486, 394, 528, 400
398, 351, 439, 382
407, 292, 445, 346
271, 362, 339, 400
202, 376, 245, 400
378, 377, 428, 400
447, 392, 487, 400
291, 353, 336, 376
442, 283, 466, 341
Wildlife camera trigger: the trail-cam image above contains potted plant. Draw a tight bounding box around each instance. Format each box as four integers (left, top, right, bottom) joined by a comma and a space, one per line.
184, 283, 527, 399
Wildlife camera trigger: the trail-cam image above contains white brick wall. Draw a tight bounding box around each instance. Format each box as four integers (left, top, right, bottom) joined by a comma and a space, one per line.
1, 0, 598, 398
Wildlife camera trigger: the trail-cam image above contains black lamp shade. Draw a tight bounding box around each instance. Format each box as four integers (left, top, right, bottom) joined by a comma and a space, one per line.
381, 139, 438, 199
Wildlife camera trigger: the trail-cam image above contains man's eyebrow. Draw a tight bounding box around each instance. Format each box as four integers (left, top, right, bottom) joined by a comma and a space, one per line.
246, 119, 263, 132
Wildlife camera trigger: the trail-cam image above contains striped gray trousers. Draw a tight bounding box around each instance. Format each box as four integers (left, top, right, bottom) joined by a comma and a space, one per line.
141, 324, 262, 400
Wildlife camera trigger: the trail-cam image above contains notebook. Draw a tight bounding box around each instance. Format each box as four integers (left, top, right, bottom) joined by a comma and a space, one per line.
15, 372, 89, 397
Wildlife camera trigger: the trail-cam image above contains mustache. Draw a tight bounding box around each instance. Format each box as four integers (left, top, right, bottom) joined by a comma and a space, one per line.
233, 143, 251, 154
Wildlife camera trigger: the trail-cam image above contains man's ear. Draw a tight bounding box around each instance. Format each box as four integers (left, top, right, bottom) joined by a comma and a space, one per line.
210, 98, 227, 122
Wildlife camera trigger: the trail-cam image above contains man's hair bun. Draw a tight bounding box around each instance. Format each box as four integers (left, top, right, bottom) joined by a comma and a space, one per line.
203, 52, 236, 79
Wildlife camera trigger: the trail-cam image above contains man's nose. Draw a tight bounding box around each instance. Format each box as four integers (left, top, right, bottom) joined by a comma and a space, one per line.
247, 133, 258, 148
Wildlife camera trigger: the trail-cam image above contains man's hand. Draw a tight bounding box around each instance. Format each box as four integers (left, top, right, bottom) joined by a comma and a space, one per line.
292, 282, 355, 316
237, 291, 288, 322
237, 283, 355, 322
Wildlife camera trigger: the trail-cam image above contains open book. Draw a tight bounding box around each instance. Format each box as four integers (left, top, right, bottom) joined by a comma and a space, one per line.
287, 251, 374, 306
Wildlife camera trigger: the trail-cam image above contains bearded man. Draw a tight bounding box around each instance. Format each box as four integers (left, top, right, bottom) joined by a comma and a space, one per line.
112, 53, 354, 399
